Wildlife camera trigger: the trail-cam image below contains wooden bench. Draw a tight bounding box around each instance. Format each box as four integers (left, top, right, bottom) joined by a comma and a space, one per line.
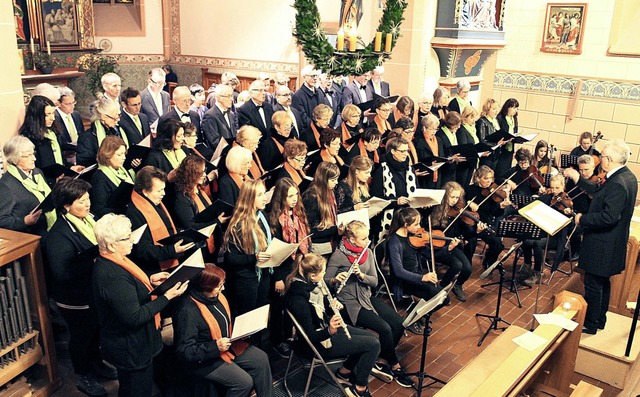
434, 291, 586, 397
569, 380, 603, 397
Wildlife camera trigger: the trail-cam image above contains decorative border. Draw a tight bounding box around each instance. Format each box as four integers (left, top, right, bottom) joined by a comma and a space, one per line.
494, 71, 640, 101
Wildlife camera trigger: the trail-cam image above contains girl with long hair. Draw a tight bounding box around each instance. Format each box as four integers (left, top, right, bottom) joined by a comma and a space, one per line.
285, 253, 380, 397
335, 155, 373, 213
476, 98, 502, 170
223, 179, 272, 315
302, 161, 341, 255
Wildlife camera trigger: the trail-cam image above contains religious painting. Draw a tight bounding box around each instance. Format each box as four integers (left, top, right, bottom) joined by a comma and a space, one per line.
14, 0, 34, 44
540, 3, 587, 55
40, 0, 80, 48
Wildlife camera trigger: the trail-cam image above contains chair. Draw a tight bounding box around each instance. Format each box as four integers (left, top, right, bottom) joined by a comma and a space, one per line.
373, 238, 398, 313
283, 310, 348, 397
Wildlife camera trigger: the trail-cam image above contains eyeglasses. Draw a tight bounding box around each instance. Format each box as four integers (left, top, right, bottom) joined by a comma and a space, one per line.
118, 235, 133, 242
104, 113, 121, 121
293, 156, 306, 163
61, 101, 77, 106
217, 94, 233, 99
20, 152, 36, 159
280, 124, 292, 130
395, 149, 409, 153
379, 108, 392, 113
150, 79, 166, 86
277, 93, 292, 97
599, 155, 611, 161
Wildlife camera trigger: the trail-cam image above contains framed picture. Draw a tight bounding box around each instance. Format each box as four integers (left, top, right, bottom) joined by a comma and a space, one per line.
40, 0, 80, 49
14, 0, 36, 44
540, 3, 587, 55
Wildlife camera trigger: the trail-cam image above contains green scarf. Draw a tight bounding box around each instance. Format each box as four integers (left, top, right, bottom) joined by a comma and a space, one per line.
487, 116, 500, 131
441, 126, 458, 146
505, 116, 514, 151
98, 164, 134, 187
95, 121, 129, 148
162, 149, 186, 170
44, 129, 63, 165
463, 123, 479, 144
64, 213, 97, 245
6, 164, 56, 230
455, 96, 469, 113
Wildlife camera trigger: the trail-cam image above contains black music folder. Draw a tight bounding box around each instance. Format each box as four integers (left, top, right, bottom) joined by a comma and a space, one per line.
157, 224, 216, 246
193, 200, 235, 224
150, 250, 205, 295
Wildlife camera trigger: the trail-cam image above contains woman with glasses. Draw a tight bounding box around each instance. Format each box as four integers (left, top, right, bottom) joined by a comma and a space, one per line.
257, 111, 293, 171
372, 98, 392, 138
90, 136, 134, 219
93, 214, 189, 397
415, 114, 444, 189
77, 97, 130, 167
276, 139, 309, 189
302, 104, 333, 152
305, 128, 345, 177
344, 127, 382, 168
448, 80, 472, 115
415, 93, 434, 130
339, 104, 364, 147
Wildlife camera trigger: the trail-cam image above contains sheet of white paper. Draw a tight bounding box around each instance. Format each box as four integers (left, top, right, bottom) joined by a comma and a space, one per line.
259, 238, 300, 268
197, 223, 217, 237
139, 134, 152, 148
264, 188, 274, 204
210, 138, 228, 162
337, 208, 369, 229
628, 301, 637, 310
230, 304, 270, 341
512, 331, 548, 351
409, 189, 445, 208
131, 224, 148, 244
519, 200, 571, 236
365, 197, 392, 218
518, 133, 538, 142
427, 162, 445, 172
534, 313, 579, 331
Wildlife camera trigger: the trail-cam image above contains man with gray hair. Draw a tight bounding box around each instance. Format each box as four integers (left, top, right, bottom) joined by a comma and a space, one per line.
564, 139, 638, 334
31, 83, 61, 103
157, 86, 208, 156
292, 65, 325, 128
201, 84, 238, 148
140, 68, 171, 125
101, 72, 122, 102
273, 85, 303, 139
237, 80, 274, 136
366, 66, 390, 97
55, 86, 84, 144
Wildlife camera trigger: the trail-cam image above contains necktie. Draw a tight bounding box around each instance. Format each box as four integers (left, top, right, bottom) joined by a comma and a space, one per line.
66, 114, 78, 142
133, 115, 142, 134
359, 86, 366, 91
257, 106, 266, 129
181, 113, 190, 121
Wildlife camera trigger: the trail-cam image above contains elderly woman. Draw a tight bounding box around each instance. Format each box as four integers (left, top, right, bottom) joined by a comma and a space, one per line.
19, 95, 77, 173
125, 166, 194, 273
217, 125, 264, 180
414, 113, 444, 188
0, 136, 52, 236
93, 214, 189, 397
339, 104, 363, 147
302, 104, 333, 152
144, 118, 187, 176
90, 136, 134, 219
415, 93, 434, 128
47, 178, 116, 396
257, 110, 293, 171
345, 127, 382, 167
173, 264, 274, 396
217, 145, 253, 206
389, 96, 414, 130
275, 139, 308, 188
306, 127, 345, 177
448, 79, 472, 115
77, 97, 129, 167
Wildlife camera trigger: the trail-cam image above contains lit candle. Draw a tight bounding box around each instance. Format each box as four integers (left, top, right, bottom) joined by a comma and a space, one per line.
385, 33, 392, 52
337, 29, 344, 52
30, 37, 35, 54
374, 32, 382, 52
46, 41, 51, 56
349, 28, 357, 52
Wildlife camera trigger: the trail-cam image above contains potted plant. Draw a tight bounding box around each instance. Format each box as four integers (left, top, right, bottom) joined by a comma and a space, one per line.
32, 51, 56, 74
76, 53, 119, 98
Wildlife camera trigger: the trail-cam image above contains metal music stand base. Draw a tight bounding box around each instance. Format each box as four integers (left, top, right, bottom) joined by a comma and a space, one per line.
481, 242, 528, 308
476, 264, 511, 346
404, 311, 447, 396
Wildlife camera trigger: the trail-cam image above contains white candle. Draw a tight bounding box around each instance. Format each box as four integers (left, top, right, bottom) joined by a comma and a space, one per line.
30, 37, 35, 54
46, 41, 51, 56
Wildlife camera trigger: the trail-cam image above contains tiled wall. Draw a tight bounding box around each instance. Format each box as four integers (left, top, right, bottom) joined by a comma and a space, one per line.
493, 70, 640, 180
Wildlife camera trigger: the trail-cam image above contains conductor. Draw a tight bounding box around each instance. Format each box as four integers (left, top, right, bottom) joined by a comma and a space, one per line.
564, 139, 637, 334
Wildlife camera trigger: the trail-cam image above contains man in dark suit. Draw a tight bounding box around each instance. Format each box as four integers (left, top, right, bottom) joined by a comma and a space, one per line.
55, 86, 84, 144
273, 85, 303, 139
140, 68, 171, 126
158, 86, 210, 157
119, 87, 151, 145
342, 73, 373, 107
366, 66, 391, 97
564, 140, 638, 334
201, 84, 237, 148
237, 80, 274, 137
291, 65, 325, 128
319, 73, 342, 128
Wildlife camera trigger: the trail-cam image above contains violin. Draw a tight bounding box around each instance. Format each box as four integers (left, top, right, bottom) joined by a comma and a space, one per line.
520, 165, 545, 190
539, 145, 559, 176
408, 228, 457, 249
447, 200, 481, 227
481, 182, 509, 203
550, 191, 573, 213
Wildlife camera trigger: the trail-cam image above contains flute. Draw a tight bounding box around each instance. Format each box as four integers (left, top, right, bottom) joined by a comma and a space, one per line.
335, 241, 371, 294
318, 279, 351, 340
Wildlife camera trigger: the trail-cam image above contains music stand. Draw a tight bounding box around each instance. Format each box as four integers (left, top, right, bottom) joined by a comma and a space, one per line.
402, 281, 454, 396
541, 173, 555, 188
560, 154, 579, 169
510, 194, 536, 209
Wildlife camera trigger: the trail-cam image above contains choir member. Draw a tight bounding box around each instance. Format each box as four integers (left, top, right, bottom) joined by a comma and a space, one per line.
223, 179, 272, 315
448, 79, 471, 115
119, 87, 151, 145
569, 131, 600, 158
325, 221, 414, 388
302, 162, 341, 256
415, 114, 443, 189
371, 98, 392, 138
275, 139, 308, 188
285, 253, 380, 397
430, 87, 450, 121
335, 155, 373, 214
93, 214, 188, 397
237, 80, 274, 136
389, 96, 414, 130
305, 127, 345, 177
495, 98, 519, 177
257, 110, 292, 171
344, 127, 381, 167
77, 98, 129, 167
144, 119, 187, 176
217, 146, 252, 206
172, 264, 274, 396
90, 136, 134, 219
436, 111, 465, 185
340, 104, 364, 147
475, 98, 501, 170
301, 104, 334, 152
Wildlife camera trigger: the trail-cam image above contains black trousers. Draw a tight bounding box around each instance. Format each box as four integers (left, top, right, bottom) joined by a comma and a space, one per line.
117, 361, 154, 397
584, 272, 611, 330
354, 297, 404, 366
464, 230, 504, 267
434, 246, 472, 286
522, 238, 546, 271
203, 345, 274, 397
58, 306, 101, 376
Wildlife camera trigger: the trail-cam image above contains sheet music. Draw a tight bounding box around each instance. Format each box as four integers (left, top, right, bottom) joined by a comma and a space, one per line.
75, 163, 97, 178
518, 201, 571, 236
139, 134, 152, 148
427, 162, 445, 172
533, 313, 578, 331
512, 331, 548, 351
517, 133, 538, 142
131, 224, 148, 244
408, 189, 445, 208
365, 197, 393, 218
210, 138, 229, 162
258, 237, 306, 268
337, 208, 369, 229
198, 223, 217, 237
264, 188, 274, 204
230, 304, 270, 341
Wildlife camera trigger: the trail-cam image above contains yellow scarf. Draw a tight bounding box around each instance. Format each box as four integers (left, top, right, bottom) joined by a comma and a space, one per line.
6, 164, 56, 229
64, 213, 97, 245
162, 148, 186, 170
44, 129, 63, 165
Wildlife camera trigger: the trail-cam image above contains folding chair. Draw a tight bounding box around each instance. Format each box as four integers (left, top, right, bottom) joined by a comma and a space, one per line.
373, 238, 398, 313
283, 310, 349, 397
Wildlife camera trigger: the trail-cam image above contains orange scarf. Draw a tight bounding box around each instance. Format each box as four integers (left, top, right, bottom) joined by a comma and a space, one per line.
101, 252, 161, 330
408, 141, 418, 166
358, 140, 379, 163
190, 294, 248, 364
229, 172, 246, 189
192, 188, 215, 254
131, 190, 178, 270
374, 115, 391, 135
249, 152, 265, 179
424, 132, 439, 182
272, 137, 285, 154
284, 161, 305, 185
310, 122, 321, 148
320, 149, 344, 167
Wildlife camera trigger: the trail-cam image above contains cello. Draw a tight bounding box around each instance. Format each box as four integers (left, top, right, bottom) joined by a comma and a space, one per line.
589, 131, 603, 169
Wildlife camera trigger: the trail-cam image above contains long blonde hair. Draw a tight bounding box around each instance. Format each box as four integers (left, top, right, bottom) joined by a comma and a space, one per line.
430, 181, 464, 229
305, 161, 339, 230
346, 155, 373, 204
224, 179, 268, 254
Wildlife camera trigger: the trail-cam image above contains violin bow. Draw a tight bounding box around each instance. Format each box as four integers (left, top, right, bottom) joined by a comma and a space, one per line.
427, 217, 437, 282
476, 171, 518, 208
442, 198, 475, 234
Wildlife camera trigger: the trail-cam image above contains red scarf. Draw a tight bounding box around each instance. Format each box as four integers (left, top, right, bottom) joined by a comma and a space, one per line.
340, 236, 369, 264
190, 294, 248, 364
131, 190, 178, 270
279, 210, 310, 256
192, 188, 215, 254
101, 252, 161, 329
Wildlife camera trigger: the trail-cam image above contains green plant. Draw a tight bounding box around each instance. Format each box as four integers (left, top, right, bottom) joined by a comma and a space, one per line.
31, 51, 56, 70
76, 53, 119, 98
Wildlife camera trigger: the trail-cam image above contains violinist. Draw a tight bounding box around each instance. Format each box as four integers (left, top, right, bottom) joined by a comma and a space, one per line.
429, 182, 475, 302
387, 208, 449, 312
467, 165, 515, 231
541, 174, 573, 272
501, 148, 545, 197
570, 131, 600, 158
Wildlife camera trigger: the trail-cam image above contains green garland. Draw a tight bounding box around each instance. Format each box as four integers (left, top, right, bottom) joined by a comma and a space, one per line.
293, 0, 408, 76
